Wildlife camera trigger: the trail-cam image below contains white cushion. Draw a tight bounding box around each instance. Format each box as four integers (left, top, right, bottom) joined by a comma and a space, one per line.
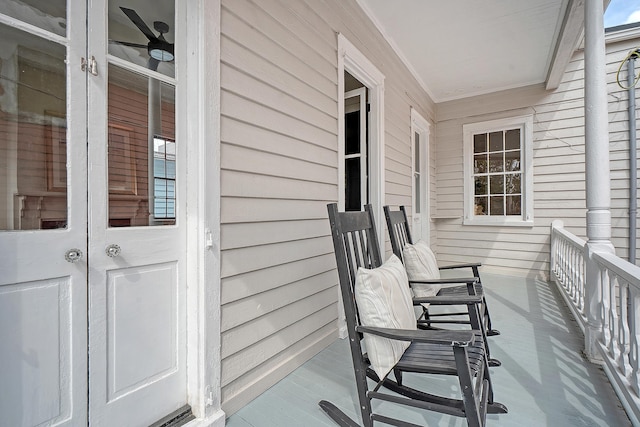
402, 240, 442, 303
354, 254, 416, 379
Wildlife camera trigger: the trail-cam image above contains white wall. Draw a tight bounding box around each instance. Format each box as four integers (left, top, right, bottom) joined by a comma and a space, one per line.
219, 0, 434, 415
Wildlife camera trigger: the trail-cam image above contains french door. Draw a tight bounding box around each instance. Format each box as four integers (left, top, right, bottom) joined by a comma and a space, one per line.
0, 1, 187, 425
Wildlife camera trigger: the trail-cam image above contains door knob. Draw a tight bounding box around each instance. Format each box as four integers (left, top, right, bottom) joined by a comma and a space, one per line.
65, 249, 83, 263
106, 244, 121, 258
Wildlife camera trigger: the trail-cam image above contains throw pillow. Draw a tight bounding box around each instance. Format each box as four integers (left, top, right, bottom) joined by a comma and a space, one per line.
402, 240, 442, 304
354, 254, 416, 379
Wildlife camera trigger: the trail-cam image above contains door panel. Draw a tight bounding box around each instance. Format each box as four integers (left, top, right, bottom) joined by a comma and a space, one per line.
0, 278, 73, 426
0, 3, 88, 426
88, 1, 186, 425
107, 262, 178, 402
89, 228, 185, 426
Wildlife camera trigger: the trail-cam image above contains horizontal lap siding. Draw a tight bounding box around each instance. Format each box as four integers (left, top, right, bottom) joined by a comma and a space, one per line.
434, 37, 640, 276
219, 0, 435, 415
607, 39, 640, 263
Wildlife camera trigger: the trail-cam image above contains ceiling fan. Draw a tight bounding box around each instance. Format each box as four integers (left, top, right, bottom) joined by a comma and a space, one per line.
111, 7, 174, 71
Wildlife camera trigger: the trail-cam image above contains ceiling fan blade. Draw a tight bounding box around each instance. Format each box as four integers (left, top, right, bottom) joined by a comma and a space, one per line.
110, 40, 147, 49
147, 57, 160, 71
120, 7, 157, 41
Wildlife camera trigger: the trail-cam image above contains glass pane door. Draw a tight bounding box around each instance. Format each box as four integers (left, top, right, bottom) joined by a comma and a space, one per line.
107, 65, 176, 227
0, 23, 67, 230
0, 3, 89, 426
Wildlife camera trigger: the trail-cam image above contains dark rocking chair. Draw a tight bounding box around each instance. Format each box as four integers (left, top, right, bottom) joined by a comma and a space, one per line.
320, 203, 507, 427
384, 205, 500, 337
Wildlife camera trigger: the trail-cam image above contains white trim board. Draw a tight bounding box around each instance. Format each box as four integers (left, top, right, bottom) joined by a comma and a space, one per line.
336, 33, 386, 338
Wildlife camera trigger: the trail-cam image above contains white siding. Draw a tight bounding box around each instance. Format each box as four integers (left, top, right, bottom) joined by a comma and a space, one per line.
434, 36, 640, 276
219, 0, 434, 415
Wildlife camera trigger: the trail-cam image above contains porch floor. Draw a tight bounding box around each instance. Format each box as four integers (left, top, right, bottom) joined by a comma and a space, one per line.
226, 273, 631, 427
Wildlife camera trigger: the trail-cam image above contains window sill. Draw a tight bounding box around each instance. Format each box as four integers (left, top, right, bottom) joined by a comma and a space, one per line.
463, 217, 534, 227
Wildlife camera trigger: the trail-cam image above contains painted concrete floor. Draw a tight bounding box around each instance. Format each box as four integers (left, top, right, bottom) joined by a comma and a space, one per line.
226, 273, 631, 427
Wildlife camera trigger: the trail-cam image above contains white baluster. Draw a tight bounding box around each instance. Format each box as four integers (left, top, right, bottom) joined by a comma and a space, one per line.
609, 272, 620, 362
618, 281, 630, 376
601, 267, 611, 350
629, 287, 640, 395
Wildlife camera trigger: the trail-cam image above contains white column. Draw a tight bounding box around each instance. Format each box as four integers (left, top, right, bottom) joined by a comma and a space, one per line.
583, 0, 615, 361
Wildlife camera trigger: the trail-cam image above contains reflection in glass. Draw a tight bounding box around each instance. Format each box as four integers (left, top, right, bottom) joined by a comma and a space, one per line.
345, 111, 360, 155
505, 174, 521, 194
0, 0, 66, 37
474, 154, 487, 174
108, 64, 176, 227
505, 150, 520, 171
507, 195, 521, 215
473, 133, 486, 153
489, 152, 503, 172
414, 132, 420, 172
489, 175, 504, 195
414, 132, 420, 214
490, 196, 504, 215
505, 129, 520, 150
108, 0, 175, 78
415, 174, 420, 214
474, 176, 487, 196
489, 131, 502, 152
0, 23, 67, 231
345, 158, 361, 211
472, 127, 524, 218
474, 197, 487, 215
154, 137, 176, 219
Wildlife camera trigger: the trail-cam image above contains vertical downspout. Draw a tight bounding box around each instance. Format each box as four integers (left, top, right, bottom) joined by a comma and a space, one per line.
628, 53, 638, 263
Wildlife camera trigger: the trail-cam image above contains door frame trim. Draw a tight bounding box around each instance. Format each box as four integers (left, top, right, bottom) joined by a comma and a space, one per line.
337, 33, 385, 244
337, 34, 385, 338
183, 0, 225, 425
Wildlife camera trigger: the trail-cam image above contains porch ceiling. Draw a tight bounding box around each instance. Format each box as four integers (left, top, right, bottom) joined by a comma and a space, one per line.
358, 0, 584, 103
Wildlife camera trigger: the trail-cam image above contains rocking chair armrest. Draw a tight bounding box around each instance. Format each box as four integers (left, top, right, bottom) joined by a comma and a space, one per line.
409, 277, 478, 285
412, 294, 483, 305
438, 262, 482, 271
356, 325, 475, 347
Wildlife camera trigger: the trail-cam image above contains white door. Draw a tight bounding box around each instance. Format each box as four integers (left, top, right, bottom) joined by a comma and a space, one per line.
344, 87, 368, 211
411, 109, 431, 243
0, 1, 188, 425
0, 2, 88, 426
87, 1, 188, 425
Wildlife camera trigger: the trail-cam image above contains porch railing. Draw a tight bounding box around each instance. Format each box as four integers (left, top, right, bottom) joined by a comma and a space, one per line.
550, 220, 587, 331
550, 220, 640, 426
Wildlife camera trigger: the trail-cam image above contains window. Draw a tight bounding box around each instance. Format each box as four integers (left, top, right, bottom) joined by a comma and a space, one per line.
344, 86, 368, 211
410, 108, 431, 243
463, 115, 533, 226
153, 136, 176, 219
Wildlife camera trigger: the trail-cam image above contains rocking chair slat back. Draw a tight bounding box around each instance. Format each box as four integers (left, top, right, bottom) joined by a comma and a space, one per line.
385, 205, 413, 262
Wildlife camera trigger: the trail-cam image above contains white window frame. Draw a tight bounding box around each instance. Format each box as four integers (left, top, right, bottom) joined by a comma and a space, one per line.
337, 34, 385, 241
410, 108, 431, 244
344, 87, 368, 211
463, 115, 534, 227
337, 34, 385, 339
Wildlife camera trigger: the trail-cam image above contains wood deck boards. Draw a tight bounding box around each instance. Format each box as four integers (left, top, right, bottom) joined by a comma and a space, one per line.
226, 273, 631, 426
